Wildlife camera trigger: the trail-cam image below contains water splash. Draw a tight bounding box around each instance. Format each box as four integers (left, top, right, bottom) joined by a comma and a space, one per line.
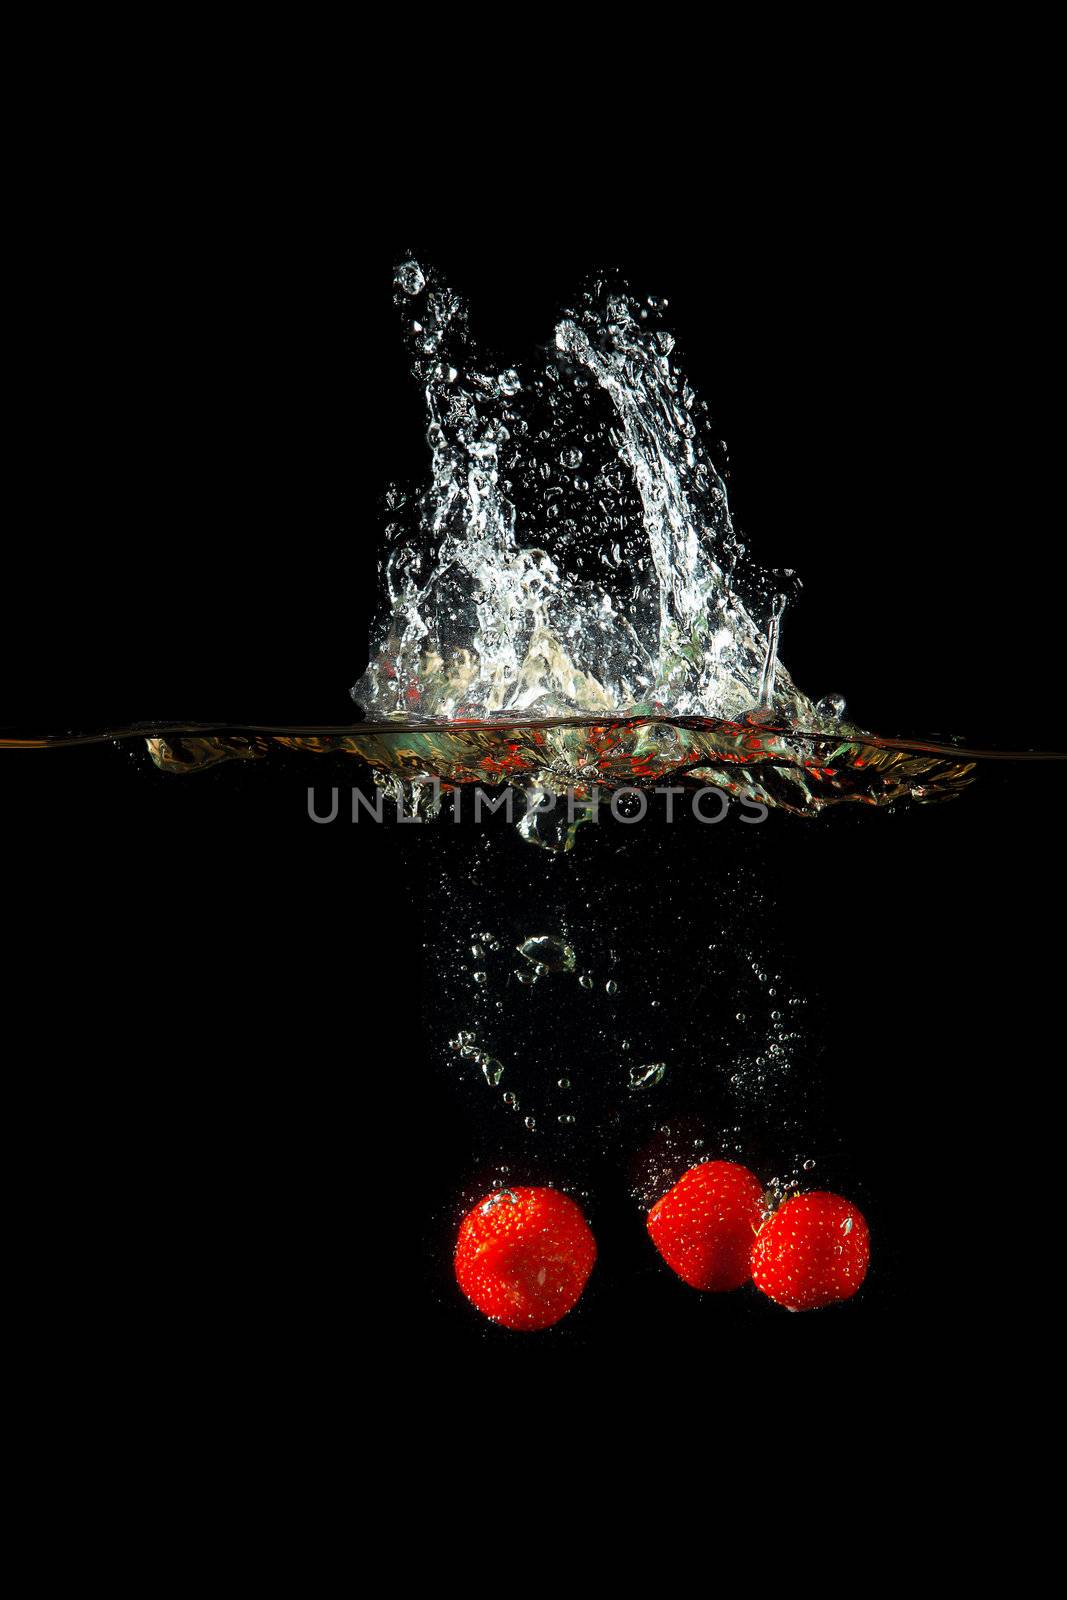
10, 259, 1063, 818
352, 260, 816, 733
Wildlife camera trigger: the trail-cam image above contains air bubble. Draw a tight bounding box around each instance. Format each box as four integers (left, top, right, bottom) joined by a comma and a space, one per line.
517, 935, 575, 973
815, 693, 847, 722
395, 260, 426, 296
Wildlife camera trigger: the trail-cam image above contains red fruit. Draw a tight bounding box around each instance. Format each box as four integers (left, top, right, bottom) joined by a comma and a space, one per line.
646, 1160, 764, 1291
454, 1186, 597, 1331
752, 1191, 870, 1311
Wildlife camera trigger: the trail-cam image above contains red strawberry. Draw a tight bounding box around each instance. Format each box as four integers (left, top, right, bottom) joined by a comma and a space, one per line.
646, 1160, 764, 1291
454, 1186, 597, 1331
752, 1191, 870, 1311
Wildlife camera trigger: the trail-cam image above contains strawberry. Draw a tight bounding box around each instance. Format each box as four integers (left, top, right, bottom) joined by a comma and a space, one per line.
454, 1186, 597, 1331
751, 1190, 870, 1311
646, 1160, 764, 1291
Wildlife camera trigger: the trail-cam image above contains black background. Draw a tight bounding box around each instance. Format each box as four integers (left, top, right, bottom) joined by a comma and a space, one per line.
6, 161, 1064, 1395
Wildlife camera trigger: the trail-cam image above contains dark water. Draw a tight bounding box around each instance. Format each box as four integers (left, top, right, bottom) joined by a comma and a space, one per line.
7, 723, 1060, 1348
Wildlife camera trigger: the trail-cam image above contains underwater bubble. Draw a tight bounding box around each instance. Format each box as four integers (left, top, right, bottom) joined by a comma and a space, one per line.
606, 980, 618, 996
629, 1062, 667, 1090
579, 975, 593, 990
558, 1114, 576, 1125
482, 1058, 505, 1087
517, 935, 575, 973
815, 693, 847, 722
803, 1159, 815, 1170
524, 1116, 537, 1131
558, 1077, 571, 1089
473, 971, 487, 985
499, 368, 521, 396
560, 447, 583, 469
394, 260, 426, 296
